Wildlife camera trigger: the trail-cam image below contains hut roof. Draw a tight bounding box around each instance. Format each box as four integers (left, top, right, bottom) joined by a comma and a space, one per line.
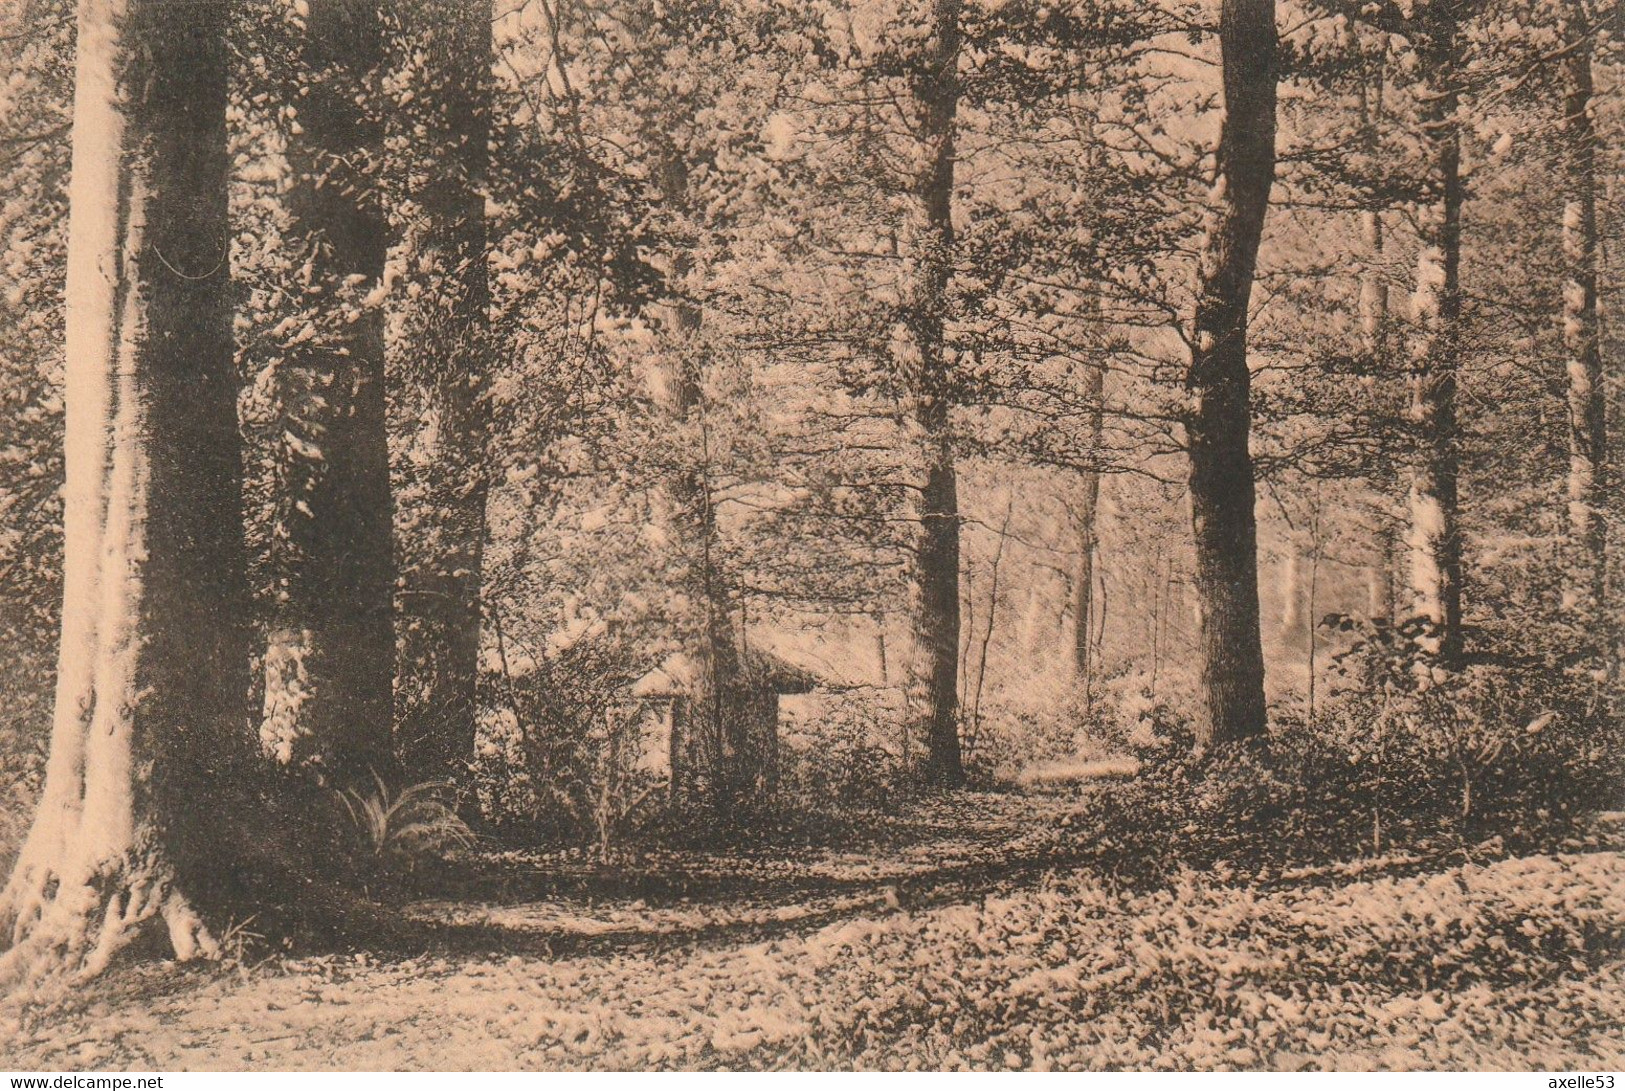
630, 647, 822, 699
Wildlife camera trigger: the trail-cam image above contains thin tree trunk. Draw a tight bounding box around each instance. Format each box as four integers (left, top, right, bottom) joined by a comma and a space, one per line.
875, 620, 889, 685
959, 563, 976, 706
1357, 27, 1388, 375
262, 0, 395, 780
901, 0, 965, 786
394, 0, 494, 786
1307, 485, 1323, 718
1070, 520, 1095, 701
1404, 4, 1464, 666
0, 0, 250, 982
1354, 30, 1408, 637
1184, 0, 1276, 748
1559, 0, 1606, 626
1359, 211, 1387, 362
1094, 563, 1108, 669
1071, 362, 1105, 703
1149, 556, 1165, 701
1367, 527, 1392, 621
968, 503, 1013, 754
1359, 38, 1397, 629
1279, 548, 1302, 641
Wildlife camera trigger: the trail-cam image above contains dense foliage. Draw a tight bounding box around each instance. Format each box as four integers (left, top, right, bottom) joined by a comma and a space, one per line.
0, 0, 1619, 901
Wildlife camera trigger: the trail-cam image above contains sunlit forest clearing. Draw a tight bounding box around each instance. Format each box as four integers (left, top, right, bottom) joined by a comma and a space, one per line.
0, 0, 1621, 1072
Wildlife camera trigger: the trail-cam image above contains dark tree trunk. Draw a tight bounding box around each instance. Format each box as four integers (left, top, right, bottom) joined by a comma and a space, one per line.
911, 433, 963, 785
263, 0, 396, 781
1404, 4, 1464, 666
1184, 0, 1277, 748
901, 0, 965, 787
394, 0, 494, 786
1559, 0, 1606, 627
1071, 361, 1105, 704
0, 0, 252, 982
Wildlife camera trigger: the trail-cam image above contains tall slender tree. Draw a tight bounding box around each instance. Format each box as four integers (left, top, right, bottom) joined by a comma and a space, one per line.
1557, 0, 1606, 628
261, 0, 395, 779
392, 0, 494, 786
1403, 0, 1466, 666
654, 149, 754, 809
1070, 357, 1105, 702
900, 0, 967, 785
1184, 0, 1278, 747
0, 0, 250, 980
1358, 33, 1398, 624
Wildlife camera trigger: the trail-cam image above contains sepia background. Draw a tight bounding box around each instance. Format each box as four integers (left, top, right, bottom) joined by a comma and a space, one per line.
0, 0, 1621, 1071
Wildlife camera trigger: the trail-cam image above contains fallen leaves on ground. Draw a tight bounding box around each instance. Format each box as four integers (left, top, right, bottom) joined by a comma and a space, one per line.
2, 819, 1620, 1071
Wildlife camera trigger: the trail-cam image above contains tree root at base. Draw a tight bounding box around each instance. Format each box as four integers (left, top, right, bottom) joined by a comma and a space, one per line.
0, 861, 220, 995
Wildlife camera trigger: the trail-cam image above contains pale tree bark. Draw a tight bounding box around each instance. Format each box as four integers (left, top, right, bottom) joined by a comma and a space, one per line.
1558, 0, 1606, 626
1361, 199, 1396, 624
660, 334, 752, 809
263, 0, 395, 780
1404, 3, 1464, 666
900, 0, 965, 786
1184, 0, 1277, 748
393, 0, 494, 786
1367, 524, 1395, 621
1357, 29, 1396, 622
0, 0, 250, 983
1356, 23, 1389, 368
653, 149, 756, 811
1359, 210, 1388, 357
1279, 548, 1302, 641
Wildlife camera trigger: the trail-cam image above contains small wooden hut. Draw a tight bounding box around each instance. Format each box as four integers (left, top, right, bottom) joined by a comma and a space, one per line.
631, 646, 819, 805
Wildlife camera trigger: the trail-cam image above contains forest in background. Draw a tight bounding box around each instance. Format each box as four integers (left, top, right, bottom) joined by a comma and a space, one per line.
0, 0, 1620, 1012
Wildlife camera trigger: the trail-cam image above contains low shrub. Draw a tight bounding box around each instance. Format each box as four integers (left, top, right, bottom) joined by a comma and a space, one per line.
779, 691, 913, 812
1069, 627, 1622, 871
470, 634, 663, 858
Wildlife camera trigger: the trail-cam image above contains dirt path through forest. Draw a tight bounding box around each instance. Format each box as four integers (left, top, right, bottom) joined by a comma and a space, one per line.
3, 794, 1622, 1071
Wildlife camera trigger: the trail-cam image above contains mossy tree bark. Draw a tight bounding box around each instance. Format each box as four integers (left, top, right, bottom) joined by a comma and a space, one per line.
393, 0, 494, 786
262, 0, 396, 782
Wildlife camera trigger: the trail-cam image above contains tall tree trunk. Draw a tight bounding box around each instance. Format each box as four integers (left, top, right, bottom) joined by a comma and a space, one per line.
1363, 202, 1398, 627
1359, 210, 1388, 359
1184, 0, 1276, 748
1404, 5, 1464, 666
1358, 32, 1396, 627
901, 0, 965, 786
1559, 0, 1606, 627
262, 0, 395, 780
0, 0, 250, 981
1357, 25, 1388, 372
1368, 523, 1394, 621
662, 345, 751, 810
654, 153, 754, 811
1071, 361, 1105, 705
393, 0, 494, 786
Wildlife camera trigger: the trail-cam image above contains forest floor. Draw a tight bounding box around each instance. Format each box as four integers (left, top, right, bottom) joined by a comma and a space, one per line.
1, 789, 1623, 1071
